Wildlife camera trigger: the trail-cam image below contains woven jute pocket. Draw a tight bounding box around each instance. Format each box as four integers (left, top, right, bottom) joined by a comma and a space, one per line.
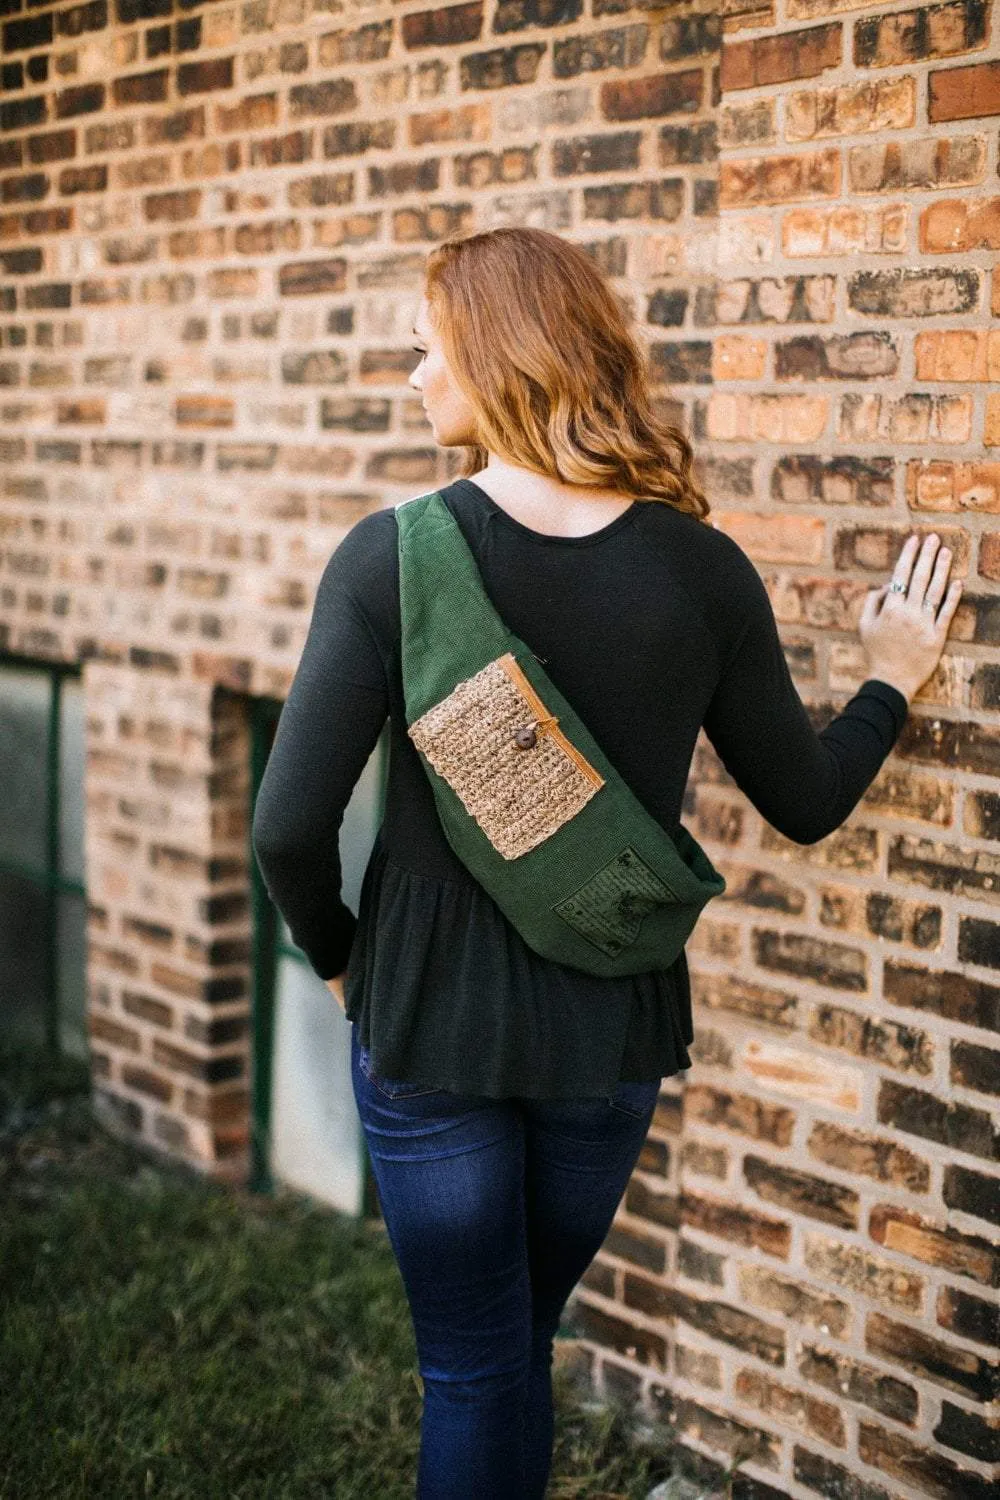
408, 651, 606, 860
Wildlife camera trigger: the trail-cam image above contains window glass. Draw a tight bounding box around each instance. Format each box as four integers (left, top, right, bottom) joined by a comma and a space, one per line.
0, 667, 50, 869
59, 677, 86, 886
269, 951, 365, 1217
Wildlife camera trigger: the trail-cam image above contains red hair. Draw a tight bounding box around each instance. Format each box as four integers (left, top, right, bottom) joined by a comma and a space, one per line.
422, 226, 710, 521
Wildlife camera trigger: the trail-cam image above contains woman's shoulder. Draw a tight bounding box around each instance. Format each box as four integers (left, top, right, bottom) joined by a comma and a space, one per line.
637, 500, 766, 592
635, 500, 772, 657
324, 505, 399, 588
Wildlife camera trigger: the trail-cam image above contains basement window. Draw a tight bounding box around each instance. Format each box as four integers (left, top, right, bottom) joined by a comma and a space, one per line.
0, 655, 87, 1058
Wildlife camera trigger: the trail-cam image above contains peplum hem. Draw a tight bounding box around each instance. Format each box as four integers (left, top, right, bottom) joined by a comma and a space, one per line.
343, 831, 694, 1100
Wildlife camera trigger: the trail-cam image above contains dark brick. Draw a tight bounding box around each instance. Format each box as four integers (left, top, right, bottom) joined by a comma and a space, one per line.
647, 288, 689, 326
0, 247, 43, 274
144, 105, 204, 144
493, 0, 581, 34
3, 9, 53, 50
1, 94, 47, 130
552, 131, 640, 174
401, 1, 482, 49
55, 83, 105, 117
459, 42, 546, 89
278, 258, 347, 297
318, 19, 392, 64
281, 350, 348, 384
858, 1418, 998, 1499
951, 1038, 1000, 1096
25, 283, 71, 310
288, 79, 357, 117
967, 790, 1000, 845
567, 1298, 667, 1370
936, 1283, 1000, 1348
944, 1162, 1000, 1227
602, 1223, 667, 1274
177, 57, 234, 94
175, 16, 199, 49
659, 119, 717, 164
658, 9, 720, 60
143, 187, 201, 221
368, 159, 439, 196
319, 397, 390, 431
1, 62, 23, 92
866, 1309, 998, 1401
798, 1343, 918, 1423
56, 0, 107, 36
583, 178, 684, 222
970, 664, 1000, 713
552, 23, 648, 79
35, 438, 81, 462
23, 206, 71, 233
681, 1189, 791, 1256
59, 164, 108, 194
641, 1279, 786, 1365
116, 0, 171, 19
26, 127, 76, 164
677, 1236, 725, 1286
248, 132, 310, 168
744, 1154, 860, 1229
877, 1076, 1000, 1162
793, 1445, 899, 1500
959, 915, 1000, 971
933, 1400, 1000, 1463
1, 172, 49, 202
112, 68, 169, 106
215, 444, 277, 472
649, 340, 713, 383
145, 21, 171, 56
884, 960, 1000, 1033
322, 119, 395, 157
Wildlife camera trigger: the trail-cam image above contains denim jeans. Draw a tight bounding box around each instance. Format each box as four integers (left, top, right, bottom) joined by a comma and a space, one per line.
350, 1022, 661, 1500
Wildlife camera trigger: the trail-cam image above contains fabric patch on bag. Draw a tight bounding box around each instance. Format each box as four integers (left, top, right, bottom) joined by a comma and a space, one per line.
408, 651, 605, 860
552, 846, 679, 956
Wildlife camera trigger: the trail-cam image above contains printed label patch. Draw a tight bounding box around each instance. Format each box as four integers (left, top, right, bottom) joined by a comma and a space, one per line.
552, 846, 679, 957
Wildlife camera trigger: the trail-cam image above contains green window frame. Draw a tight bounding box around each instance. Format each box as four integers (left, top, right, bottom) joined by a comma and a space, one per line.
0, 652, 87, 1059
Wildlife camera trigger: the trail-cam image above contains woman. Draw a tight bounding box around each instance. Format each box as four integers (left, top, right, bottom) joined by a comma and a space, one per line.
252, 227, 962, 1499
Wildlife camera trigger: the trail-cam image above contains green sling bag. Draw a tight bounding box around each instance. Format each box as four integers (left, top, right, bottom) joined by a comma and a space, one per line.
395, 489, 727, 979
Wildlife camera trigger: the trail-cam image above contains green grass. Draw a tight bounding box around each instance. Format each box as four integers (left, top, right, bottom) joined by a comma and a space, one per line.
0, 1041, 688, 1499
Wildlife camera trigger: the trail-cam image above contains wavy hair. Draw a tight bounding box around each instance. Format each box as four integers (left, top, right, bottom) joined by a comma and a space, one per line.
421, 226, 710, 521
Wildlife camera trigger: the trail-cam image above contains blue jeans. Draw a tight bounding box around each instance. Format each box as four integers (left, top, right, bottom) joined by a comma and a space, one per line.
350, 1022, 661, 1500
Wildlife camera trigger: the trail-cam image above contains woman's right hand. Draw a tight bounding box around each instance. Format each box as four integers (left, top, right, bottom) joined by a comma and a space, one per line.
858, 532, 964, 704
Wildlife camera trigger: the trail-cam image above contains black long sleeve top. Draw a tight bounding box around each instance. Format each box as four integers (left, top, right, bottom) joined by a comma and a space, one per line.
251, 475, 909, 1098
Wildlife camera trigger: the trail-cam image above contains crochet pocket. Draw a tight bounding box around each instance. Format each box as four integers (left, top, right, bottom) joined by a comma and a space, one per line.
407, 651, 605, 860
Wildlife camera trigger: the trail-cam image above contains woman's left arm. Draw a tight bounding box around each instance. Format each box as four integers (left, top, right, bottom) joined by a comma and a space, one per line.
251, 527, 390, 982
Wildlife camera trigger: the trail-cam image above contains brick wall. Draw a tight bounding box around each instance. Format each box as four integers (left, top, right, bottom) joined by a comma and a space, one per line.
1, 0, 997, 1492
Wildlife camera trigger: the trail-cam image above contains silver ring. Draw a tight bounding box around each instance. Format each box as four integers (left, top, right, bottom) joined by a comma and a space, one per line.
888, 580, 906, 593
